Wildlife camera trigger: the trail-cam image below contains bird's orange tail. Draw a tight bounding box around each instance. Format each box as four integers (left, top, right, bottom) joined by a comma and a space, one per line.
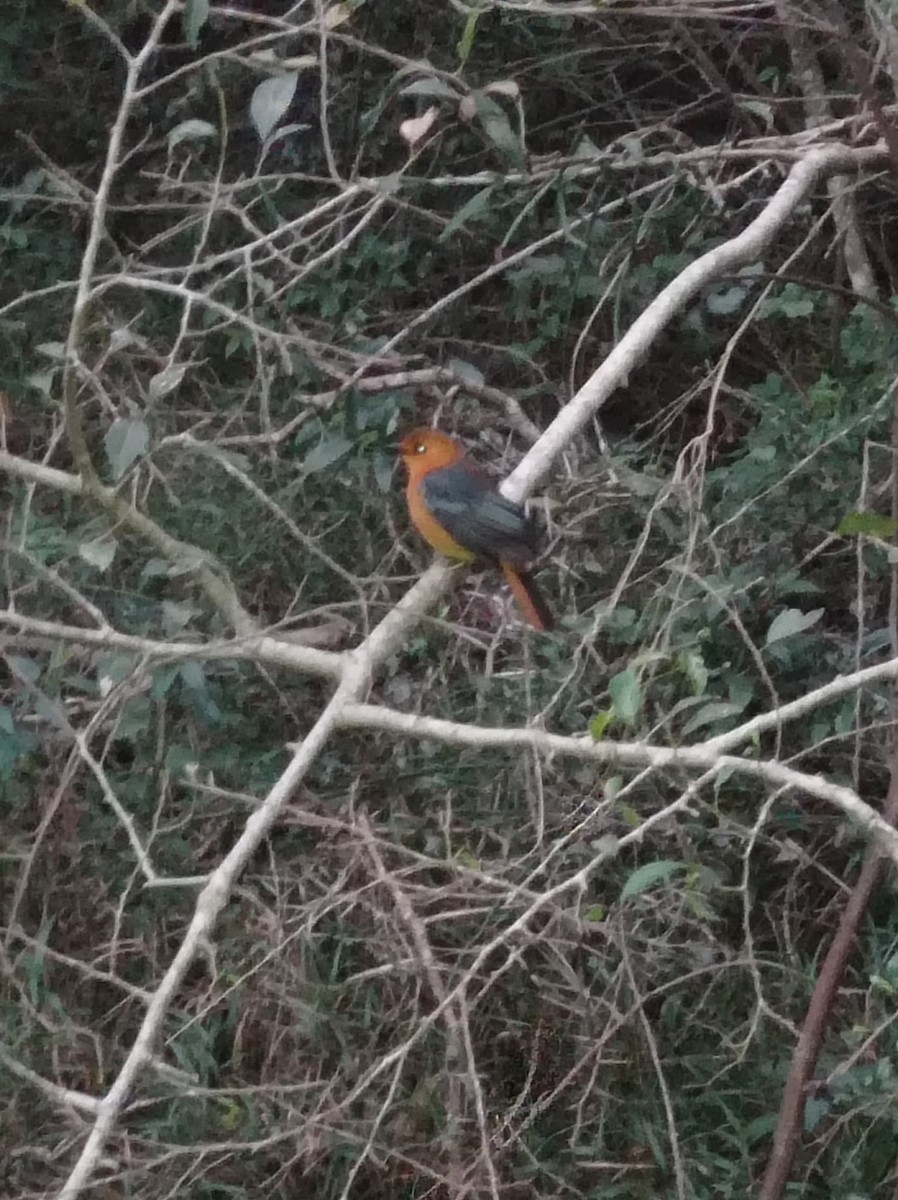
501, 562, 554, 632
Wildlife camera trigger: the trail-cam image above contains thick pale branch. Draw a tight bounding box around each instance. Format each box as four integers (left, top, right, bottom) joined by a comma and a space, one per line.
775, 0, 877, 300
338, 704, 898, 859
0, 611, 343, 679
9, 602, 898, 759
61, 0, 181, 483
55, 666, 367, 1200
8, 599, 896, 850
504, 143, 889, 501
0, 451, 81, 495
1, 448, 255, 635
0, 1046, 100, 1117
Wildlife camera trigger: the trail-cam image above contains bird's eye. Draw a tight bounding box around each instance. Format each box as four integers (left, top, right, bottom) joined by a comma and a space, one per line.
415, 443, 427, 455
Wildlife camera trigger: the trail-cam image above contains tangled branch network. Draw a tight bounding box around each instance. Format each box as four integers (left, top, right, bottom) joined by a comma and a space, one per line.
2, 2, 897, 1196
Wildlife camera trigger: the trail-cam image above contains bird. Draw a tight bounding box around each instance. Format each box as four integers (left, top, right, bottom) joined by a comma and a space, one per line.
399, 426, 554, 631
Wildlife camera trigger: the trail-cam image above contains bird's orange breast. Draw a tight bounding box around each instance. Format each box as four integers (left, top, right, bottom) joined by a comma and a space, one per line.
405, 478, 476, 562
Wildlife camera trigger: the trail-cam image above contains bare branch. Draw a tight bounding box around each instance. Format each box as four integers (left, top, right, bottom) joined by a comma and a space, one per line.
505, 143, 890, 501
337, 704, 898, 857
0, 1046, 100, 1117
55, 663, 368, 1200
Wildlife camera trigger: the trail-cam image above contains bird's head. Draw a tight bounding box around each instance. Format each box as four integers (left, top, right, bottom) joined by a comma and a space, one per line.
398, 428, 465, 469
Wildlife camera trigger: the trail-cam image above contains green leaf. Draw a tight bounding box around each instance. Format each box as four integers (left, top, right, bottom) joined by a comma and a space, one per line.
678, 649, 708, 696
743, 1113, 779, 1147
589, 709, 614, 739
682, 701, 745, 736
760, 285, 816, 319
152, 666, 180, 700
96, 654, 139, 697
324, 2, 354, 29
179, 661, 206, 691
104, 417, 149, 480
620, 860, 688, 902
608, 669, 642, 725
168, 119, 218, 151
446, 357, 484, 386
714, 763, 737, 791
250, 73, 299, 143
182, 0, 209, 47
303, 432, 353, 474
508, 254, 567, 284
161, 601, 199, 634
399, 78, 459, 101
26, 369, 57, 397
219, 1100, 244, 1132
372, 452, 394, 493
439, 185, 495, 243
837, 511, 898, 539
455, 847, 480, 869
33, 694, 69, 731
140, 558, 173, 582
2, 225, 27, 248
705, 285, 747, 315
573, 134, 602, 159
165, 744, 199, 775
372, 172, 402, 195
765, 607, 824, 646
803, 1096, 830, 1133
78, 537, 117, 572
619, 804, 641, 829
473, 93, 524, 166
603, 775, 623, 800
7, 655, 41, 684
781, 296, 814, 318
457, 8, 480, 67
148, 363, 187, 400
665, 694, 709, 722
0, 728, 23, 778
738, 98, 774, 127
611, 463, 665, 498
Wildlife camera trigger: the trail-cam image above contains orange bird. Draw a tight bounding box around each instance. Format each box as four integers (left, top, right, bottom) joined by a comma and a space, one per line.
399, 427, 554, 631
